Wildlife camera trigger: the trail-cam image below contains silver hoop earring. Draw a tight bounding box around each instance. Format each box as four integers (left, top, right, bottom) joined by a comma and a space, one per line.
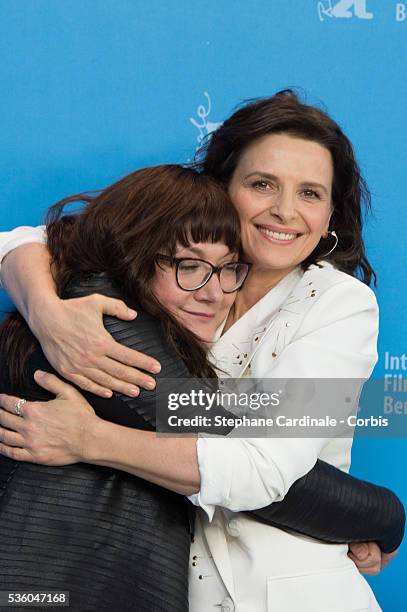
320, 230, 338, 257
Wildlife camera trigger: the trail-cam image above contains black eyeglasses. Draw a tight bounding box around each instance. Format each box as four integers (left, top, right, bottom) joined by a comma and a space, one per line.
156, 254, 251, 293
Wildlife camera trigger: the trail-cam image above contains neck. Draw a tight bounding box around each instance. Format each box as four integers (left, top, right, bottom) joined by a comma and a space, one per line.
225, 266, 296, 329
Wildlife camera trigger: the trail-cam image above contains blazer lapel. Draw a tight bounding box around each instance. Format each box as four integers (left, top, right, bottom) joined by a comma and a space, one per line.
200, 511, 236, 600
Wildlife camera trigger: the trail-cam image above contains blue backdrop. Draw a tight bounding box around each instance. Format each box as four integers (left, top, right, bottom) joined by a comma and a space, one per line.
1, 1, 406, 608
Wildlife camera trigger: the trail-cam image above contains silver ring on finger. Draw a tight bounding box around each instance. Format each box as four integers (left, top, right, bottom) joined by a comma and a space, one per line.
14, 398, 26, 418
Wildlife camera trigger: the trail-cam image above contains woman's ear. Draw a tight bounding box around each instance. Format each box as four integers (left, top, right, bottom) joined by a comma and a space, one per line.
323, 209, 334, 238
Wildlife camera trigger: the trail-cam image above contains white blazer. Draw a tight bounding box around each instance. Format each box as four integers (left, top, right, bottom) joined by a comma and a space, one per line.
0, 229, 381, 612
188, 264, 381, 612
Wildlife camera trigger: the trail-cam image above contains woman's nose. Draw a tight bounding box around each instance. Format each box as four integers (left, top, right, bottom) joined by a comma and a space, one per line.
270, 189, 297, 221
194, 273, 224, 302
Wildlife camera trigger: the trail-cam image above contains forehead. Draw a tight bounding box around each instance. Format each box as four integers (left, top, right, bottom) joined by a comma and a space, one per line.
176, 241, 235, 260
236, 133, 333, 184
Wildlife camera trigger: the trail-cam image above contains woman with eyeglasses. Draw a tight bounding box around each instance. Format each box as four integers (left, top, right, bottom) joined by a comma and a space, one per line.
0, 92, 404, 611
0, 164, 250, 611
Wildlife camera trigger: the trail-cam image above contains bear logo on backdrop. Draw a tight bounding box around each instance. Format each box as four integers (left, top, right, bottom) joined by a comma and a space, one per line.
318, 0, 374, 21
190, 92, 222, 149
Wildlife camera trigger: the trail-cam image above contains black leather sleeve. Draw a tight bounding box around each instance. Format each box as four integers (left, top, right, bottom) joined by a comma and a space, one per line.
52, 275, 404, 553
247, 459, 405, 553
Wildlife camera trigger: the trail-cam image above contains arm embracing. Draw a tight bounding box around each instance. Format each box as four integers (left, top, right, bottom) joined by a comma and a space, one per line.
0, 226, 49, 321
2, 373, 404, 554
0, 226, 159, 396
2, 275, 401, 555
0, 225, 46, 269
247, 459, 405, 554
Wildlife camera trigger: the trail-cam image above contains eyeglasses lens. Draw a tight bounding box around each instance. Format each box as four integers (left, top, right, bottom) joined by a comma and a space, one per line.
177, 260, 212, 290
177, 260, 247, 292
220, 263, 247, 292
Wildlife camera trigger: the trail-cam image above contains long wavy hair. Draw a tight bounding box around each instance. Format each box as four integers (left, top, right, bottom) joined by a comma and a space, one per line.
195, 89, 375, 285
0, 165, 242, 388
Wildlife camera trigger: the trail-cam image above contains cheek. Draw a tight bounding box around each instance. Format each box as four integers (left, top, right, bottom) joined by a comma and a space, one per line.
224, 293, 237, 310
229, 185, 253, 222
232, 195, 249, 220
307, 206, 332, 235
151, 270, 186, 312
216, 293, 236, 321
232, 189, 271, 228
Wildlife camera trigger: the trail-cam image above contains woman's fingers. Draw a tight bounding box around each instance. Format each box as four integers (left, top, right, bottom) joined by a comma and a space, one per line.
0, 393, 27, 415
61, 357, 158, 398
100, 354, 159, 390
66, 364, 156, 398
0, 421, 25, 447
0, 386, 96, 465
348, 542, 382, 575
65, 373, 114, 398
0, 381, 96, 467
349, 542, 370, 561
0, 407, 26, 432
34, 371, 96, 415
93, 294, 138, 321
75, 365, 141, 398
0, 405, 31, 460
0, 442, 32, 462
29, 291, 161, 397
348, 552, 380, 575
33, 371, 82, 400
91, 294, 160, 378
67, 367, 143, 398
107, 341, 161, 375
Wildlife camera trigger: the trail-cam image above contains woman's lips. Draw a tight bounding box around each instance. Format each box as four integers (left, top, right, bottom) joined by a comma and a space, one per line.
256, 224, 302, 245
182, 310, 215, 320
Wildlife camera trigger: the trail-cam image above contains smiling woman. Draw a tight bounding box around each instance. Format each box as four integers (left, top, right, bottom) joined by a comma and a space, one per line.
229, 134, 333, 268
222, 134, 335, 315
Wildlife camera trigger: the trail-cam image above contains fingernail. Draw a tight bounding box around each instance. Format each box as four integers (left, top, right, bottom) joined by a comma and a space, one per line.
146, 381, 156, 390
151, 364, 161, 374
129, 388, 140, 397
128, 309, 137, 317
103, 390, 113, 398
35, 370, 45, 378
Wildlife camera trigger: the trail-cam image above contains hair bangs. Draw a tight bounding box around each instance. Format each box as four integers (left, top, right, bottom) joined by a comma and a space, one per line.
168, 192, 240, 256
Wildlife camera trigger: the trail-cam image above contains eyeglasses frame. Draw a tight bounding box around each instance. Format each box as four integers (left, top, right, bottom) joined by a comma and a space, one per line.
156, 254, 251, 294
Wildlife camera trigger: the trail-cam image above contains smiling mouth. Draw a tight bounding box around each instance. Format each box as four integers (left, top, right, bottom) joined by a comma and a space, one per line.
183, 310, 215, 320
256, 225, 302, 243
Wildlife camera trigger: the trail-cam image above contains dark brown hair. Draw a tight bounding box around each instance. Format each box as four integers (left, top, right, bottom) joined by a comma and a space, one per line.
195, 89, 375, 285
0, 165, 241, 387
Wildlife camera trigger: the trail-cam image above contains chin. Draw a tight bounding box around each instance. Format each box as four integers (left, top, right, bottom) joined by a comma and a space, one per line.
194, 330, 214, 342
253, 256, 298, 271
191, 325, 216, 343
176, 314, 216, 343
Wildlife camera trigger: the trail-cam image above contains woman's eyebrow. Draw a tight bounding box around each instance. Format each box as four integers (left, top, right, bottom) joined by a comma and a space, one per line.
177, 246, 206, 257
177, 246, 236, 263
244, 171, 278, 181
299, 181, 329, 196
245, 172, 329, 196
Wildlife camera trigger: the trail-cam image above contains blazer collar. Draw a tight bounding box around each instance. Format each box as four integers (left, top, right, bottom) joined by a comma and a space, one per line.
209, 267, 303, 378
